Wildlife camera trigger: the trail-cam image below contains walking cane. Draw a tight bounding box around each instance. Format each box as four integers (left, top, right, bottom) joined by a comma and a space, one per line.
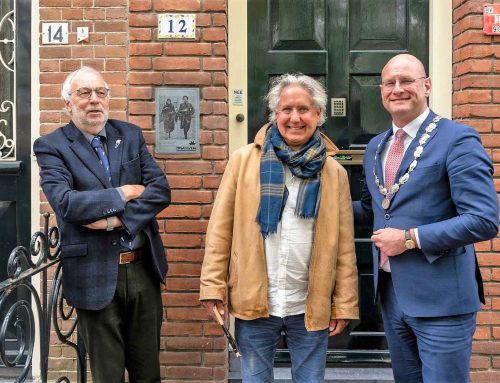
212, 306, 241, 357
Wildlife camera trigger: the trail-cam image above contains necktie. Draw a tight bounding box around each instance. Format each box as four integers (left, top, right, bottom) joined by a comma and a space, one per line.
380, 129, 406, 268
384, 129, 406, 189
91, 136, 137, 249
91, 136, 112, 183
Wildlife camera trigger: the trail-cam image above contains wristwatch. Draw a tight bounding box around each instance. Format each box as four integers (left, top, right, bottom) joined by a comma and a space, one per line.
404, 229, 416, 250
106, 216, 114, 231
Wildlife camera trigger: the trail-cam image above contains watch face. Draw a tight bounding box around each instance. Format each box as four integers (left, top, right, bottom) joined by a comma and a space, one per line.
405, 240, 415, 250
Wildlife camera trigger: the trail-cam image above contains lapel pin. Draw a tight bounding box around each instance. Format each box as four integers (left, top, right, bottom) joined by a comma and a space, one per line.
115, 139, 121, 149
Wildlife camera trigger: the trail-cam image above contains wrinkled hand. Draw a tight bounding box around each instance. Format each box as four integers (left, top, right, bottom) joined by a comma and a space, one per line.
201, 299, 225, 321
120, 184, 145, 202
329, 319, 350, 336
371, 228, 406, 257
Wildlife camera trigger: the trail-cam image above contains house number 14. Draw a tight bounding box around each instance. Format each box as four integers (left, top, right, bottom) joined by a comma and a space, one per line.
42, 23, 69, 44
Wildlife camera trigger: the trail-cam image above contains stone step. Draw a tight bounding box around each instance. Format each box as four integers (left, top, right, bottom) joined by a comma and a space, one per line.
229, 367, 395, 382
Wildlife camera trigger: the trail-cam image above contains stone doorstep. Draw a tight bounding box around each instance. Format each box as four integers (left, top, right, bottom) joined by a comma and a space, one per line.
229, 367, 395, 382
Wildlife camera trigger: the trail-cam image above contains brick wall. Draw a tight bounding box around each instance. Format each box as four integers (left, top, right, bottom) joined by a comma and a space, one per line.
39, 0, 229, 381
452, 1, 500, 382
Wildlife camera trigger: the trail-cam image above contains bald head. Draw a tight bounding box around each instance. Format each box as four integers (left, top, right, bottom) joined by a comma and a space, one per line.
381, 54, 427, 79
380, 54, 431, 127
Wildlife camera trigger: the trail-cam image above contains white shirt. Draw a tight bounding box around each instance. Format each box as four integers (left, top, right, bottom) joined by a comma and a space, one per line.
264, 168, 314, 317
379, 108, 429, 271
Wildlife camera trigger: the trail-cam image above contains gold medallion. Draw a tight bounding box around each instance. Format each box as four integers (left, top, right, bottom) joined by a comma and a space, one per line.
382, 198, 390, 210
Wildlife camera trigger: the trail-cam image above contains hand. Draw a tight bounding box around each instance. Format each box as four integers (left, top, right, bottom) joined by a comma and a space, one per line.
329, 319, 350, 336
120, 184, 145, 202
371, 228, 406, 257
201, 299, 225, 321
83, 216, 122, 230
83, 218, 106, 230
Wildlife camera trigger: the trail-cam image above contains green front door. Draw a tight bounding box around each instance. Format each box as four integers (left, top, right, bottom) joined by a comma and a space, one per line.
248, 0, 429, 364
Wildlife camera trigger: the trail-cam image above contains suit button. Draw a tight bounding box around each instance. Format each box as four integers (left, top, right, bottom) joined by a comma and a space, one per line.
111, 240, 118, 246
384, 214, 390, 220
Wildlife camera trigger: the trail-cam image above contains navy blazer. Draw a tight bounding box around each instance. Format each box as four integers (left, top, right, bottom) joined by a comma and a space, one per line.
34, 119, 171, 310
353, 110, 498, 317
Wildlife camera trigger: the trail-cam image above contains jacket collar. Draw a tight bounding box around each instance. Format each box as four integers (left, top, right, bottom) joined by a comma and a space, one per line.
253, 123, 339, 156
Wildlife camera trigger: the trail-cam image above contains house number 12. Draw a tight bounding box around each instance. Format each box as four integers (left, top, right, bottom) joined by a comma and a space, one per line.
158, 14, 196, 39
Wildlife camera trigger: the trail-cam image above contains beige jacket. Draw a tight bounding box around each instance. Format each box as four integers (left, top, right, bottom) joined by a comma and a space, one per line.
200, 125, 359, 330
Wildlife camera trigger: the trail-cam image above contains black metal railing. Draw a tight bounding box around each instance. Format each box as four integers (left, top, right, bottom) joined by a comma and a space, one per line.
0, 213, 86, 382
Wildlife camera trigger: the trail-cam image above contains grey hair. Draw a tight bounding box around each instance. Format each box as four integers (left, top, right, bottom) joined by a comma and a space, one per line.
61, 66, 110, 101
265, 73, 327, 126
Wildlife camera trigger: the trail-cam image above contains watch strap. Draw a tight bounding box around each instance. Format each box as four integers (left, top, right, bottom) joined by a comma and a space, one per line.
106, 216, 114, 231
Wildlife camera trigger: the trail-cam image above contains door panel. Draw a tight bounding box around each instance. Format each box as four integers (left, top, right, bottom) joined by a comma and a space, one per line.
248, 0, 428, 364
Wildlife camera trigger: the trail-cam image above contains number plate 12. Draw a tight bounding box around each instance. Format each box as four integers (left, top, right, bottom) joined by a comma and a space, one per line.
158, 14, 196, 39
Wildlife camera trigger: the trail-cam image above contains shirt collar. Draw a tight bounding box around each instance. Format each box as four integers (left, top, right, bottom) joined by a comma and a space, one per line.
82, 126, 107, 144
391, 108, 430, 139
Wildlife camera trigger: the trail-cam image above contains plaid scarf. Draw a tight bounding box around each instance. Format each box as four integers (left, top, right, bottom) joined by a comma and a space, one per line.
256, 124, 326, 237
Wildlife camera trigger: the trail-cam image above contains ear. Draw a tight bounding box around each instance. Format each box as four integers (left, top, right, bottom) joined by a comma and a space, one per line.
424, 77, 432, 98
64, 100, 72, 114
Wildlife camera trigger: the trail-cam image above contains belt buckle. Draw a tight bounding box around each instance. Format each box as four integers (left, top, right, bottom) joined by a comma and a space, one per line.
119, 251, 134, 265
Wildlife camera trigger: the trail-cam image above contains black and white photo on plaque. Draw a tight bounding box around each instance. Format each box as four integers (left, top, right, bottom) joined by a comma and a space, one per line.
155, 87, 200, 154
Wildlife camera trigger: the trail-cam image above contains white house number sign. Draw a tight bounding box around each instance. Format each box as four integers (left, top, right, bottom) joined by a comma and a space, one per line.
42, 23, 69, 44
158, 14, 196, 39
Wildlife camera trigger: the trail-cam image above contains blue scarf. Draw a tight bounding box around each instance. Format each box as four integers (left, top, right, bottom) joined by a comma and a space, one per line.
256, 125, 326, 237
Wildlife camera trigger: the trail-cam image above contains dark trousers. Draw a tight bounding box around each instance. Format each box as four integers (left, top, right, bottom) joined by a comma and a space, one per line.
77, 259, 163, 383
379, 271, 476, 383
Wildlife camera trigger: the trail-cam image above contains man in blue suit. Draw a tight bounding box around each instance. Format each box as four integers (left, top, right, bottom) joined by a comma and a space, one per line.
353, 54, 498, 382
34, 67, 171, 382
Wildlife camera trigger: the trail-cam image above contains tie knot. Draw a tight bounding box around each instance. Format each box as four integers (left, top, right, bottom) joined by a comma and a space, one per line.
91, 136, 103, 149
395, 129, 406, 140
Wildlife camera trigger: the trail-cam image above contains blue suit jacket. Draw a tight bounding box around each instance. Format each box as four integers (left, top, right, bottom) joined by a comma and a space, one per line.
353, 110, 498, 317
34, 119, 171, 310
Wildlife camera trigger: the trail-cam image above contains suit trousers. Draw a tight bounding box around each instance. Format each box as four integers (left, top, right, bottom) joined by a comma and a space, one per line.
379, 271, 476, 383
76, 258, 163, 383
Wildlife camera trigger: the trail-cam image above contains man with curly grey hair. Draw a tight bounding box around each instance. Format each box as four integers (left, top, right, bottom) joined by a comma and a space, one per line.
200, 73, 359, 382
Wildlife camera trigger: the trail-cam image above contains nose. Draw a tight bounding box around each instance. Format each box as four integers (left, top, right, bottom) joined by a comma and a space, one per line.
392, 80, 405, 93
89, 90, 100, 101
289, 108, 301, 121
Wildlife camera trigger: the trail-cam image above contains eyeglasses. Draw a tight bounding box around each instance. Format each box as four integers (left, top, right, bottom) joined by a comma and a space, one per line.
68, 87, 110, 99
380, 77, 427, 90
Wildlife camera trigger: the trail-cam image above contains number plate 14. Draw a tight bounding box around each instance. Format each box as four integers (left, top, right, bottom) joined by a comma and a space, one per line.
158, 14, 196, 39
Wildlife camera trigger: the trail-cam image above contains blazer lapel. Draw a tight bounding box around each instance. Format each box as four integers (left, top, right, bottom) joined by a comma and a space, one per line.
395, 110, 438, 182
375, 129, 392, 187
105, 122, 124, 187
64, 121, 112, 188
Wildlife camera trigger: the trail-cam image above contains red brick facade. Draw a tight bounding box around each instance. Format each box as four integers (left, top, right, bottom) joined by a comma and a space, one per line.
453, 1, 500, 382
37, 0, 498, 382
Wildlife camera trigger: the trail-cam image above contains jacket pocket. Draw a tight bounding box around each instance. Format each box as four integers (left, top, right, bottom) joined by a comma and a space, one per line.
61, 243, 88, 258
120, 156, 141, 183
122, 156, 140, 169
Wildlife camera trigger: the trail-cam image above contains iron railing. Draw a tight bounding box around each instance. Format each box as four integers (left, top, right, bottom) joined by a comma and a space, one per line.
0, 213, 86, 382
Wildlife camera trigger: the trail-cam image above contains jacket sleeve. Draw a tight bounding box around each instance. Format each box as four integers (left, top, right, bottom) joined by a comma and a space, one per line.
331, 167, 360, 320
199, 153, 239, 301
418, 126, 499, 260
34, 136, 126, 225
118, 131, 171, 237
